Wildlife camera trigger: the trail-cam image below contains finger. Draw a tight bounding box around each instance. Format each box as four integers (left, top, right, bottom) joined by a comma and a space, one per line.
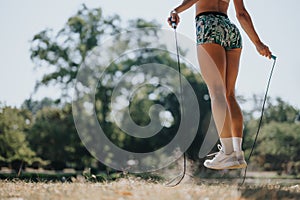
167, 17, 174, 27
265, 49, 272, 59
175, 18, 180, 25
170, 16, 176, 23
261, 46, 270, 58
267, 49, 272, 59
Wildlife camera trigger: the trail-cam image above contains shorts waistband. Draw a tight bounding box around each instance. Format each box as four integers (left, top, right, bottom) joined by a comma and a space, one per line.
195, 11, 228, 19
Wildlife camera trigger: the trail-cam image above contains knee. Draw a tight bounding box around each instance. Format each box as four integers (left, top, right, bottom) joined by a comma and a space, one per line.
226, 91, 236, 102
209, 85, 226, 101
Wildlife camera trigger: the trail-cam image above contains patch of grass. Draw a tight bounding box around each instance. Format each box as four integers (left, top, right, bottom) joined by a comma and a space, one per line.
0, 171, 164, 184
0, 178, 299, 200
0, 172, 76, 182
240, 184, 300, 200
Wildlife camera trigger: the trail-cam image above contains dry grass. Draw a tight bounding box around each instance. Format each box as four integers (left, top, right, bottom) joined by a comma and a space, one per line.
0, 178, 299, 200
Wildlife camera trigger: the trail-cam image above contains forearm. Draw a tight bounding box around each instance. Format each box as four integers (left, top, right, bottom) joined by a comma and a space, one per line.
173, 0, 199, 14
236, 10, 262, 46
233, 0, 272, 58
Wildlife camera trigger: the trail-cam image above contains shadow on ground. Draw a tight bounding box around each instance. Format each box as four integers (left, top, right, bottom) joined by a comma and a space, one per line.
240, 185, 300, 200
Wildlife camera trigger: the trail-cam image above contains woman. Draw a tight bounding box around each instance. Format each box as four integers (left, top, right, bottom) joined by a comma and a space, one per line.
168, 0, 272, 170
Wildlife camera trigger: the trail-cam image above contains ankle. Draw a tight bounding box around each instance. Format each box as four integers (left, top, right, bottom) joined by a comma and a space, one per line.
232, 137, 243, 152
220, 138, 234, 154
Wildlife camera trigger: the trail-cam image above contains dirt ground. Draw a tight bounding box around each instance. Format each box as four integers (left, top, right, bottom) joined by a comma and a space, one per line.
1, 178, 300, 200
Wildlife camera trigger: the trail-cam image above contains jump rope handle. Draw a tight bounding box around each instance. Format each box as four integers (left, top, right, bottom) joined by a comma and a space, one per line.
271, 55, 277, 60
169, 17, 177, 29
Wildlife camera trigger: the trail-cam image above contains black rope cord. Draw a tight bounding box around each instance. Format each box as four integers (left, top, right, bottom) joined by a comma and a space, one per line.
239, 55, 277, 186
165, 19, 187, 187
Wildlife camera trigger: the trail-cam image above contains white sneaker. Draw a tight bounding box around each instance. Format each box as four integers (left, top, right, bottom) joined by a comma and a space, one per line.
204, 144, 240, 170
235, 151, 247, 168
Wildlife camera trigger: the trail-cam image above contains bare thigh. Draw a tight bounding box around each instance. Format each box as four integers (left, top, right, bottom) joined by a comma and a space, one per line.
197, 43, 227, 91
225, 48, 242, 95
225, 48, 244, 137
197, 43, 230, 136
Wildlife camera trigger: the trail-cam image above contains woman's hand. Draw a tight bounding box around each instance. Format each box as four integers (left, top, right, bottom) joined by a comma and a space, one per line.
255, 42, 272, 59
168, 10, 180, 28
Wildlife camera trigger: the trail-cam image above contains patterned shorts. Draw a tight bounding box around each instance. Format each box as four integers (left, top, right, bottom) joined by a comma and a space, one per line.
196, 12, 242, 50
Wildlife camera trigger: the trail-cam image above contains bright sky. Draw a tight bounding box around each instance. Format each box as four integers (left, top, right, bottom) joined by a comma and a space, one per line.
1, 0, 300, 109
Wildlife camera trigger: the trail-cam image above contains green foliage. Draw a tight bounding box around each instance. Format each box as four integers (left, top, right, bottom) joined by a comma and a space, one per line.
30, 5, 121, 95
0, 105, 43, 169
21, 97, 59, 114
30, 4, 206, 171
244, 97, 300, 173
27, 104, 96, 170
264, 97, 299, 123
252, 122, 300, 172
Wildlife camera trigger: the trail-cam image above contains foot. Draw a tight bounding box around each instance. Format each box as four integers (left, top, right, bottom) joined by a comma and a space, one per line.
235, 150, 247, 168
204, 144, 240, 170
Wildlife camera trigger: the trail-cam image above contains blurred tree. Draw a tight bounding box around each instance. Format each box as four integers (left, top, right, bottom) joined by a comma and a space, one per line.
264, 97, 299, 123
29, 4, 211, 171
30, 4, 121, 99
21, 97, 58, 114
27, 104, 96, 170
95, 48, 210, 157
0, 105, 43, 172
243, 97, 300, 173
254, 122, 300, 173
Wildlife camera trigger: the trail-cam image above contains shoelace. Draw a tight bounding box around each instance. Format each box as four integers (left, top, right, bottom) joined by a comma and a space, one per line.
206, 144, 223, 157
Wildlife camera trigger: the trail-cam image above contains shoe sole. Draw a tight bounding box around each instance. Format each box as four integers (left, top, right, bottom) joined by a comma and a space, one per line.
227, 163, 247, 169
205, 163, 247, 170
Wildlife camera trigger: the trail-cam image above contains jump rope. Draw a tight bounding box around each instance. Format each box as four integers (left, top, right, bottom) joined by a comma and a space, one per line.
166, 17, 277, 187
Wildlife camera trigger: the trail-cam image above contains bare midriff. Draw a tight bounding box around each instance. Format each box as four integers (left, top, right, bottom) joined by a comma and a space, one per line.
195, 0, 229, 16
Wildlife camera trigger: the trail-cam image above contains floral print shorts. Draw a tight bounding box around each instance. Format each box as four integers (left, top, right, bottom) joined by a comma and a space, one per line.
196, 12, 242, 50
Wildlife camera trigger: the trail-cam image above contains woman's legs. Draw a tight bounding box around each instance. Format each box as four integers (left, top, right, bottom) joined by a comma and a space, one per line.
197, 44, 243, 138
225, 48, 243, 137
197, 44, 233, 150
197, 44, 232, 137
197, 44, 246, 169
225, 48, 244, 153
